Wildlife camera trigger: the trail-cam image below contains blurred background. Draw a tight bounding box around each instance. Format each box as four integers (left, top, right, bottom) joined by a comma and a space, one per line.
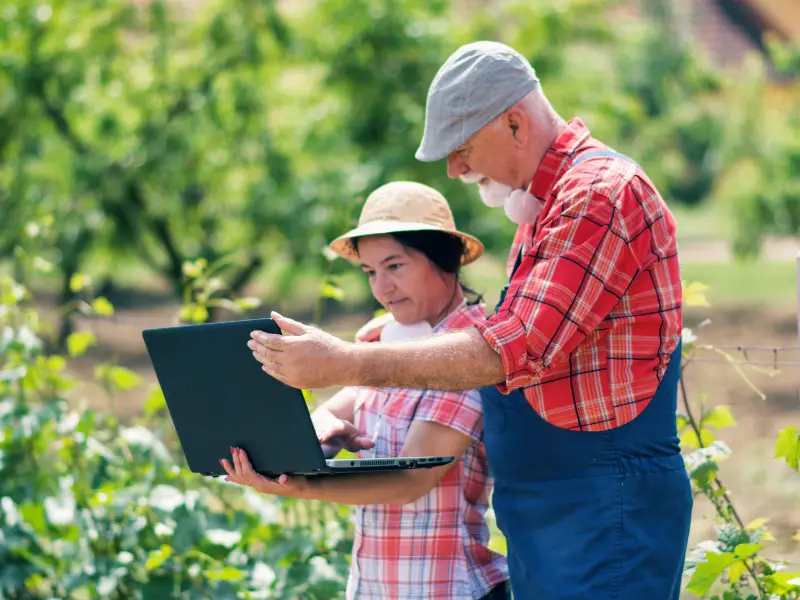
1, 0, 799, 598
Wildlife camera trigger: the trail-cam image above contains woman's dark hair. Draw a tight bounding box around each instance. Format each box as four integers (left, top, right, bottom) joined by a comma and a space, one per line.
350, 231, 483, 305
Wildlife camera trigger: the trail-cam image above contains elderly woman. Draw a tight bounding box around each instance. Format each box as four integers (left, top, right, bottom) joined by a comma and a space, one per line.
221, 181, 510, 600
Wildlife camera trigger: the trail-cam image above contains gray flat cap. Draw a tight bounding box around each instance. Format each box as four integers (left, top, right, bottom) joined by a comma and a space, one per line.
416, 41, 539, 162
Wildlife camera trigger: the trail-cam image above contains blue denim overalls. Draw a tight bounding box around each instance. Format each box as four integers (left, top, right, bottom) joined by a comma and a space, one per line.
479, 150, 693, 600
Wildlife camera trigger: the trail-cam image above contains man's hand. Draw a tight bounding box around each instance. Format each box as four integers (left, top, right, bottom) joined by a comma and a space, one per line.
248, 312, 354, 389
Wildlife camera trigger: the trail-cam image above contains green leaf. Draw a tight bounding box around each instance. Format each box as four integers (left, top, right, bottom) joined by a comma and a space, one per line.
775, 426, 800, 471
180, 304, 209, 323
733, 543, 762, 560
320, 282, 344, 301
702, 405, 736, 430
683, 280, 711, 308
182, 259, 207, 279
66, 332, 97, 357
20, 503, 47, 533
144, 387, 166, 416
204, 566, 245, 582
236, 296, 262, 310
689, 460, 718, 493
680, 429, 700, 449
95, 365, 143, 392
685, 551, 737, 595
145, 545, 173, 571
727, 560, 746, 584
91, 297, 115, 316
69, 273, 92, 293
32, 257, 54, 274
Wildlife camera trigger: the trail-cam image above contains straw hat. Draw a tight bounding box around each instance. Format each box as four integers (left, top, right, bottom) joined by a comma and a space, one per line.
329, 181, 484, 266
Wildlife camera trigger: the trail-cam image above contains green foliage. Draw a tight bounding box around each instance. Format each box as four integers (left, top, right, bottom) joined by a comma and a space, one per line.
680, 285, 800, 599
6, 0, 793, 315
0, 265, 352, 598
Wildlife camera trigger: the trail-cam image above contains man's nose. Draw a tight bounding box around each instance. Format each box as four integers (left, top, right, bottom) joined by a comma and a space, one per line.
447, 154, 469, 179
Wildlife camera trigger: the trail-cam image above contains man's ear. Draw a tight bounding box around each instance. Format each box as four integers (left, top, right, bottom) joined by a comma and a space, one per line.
506, 108, 528, 147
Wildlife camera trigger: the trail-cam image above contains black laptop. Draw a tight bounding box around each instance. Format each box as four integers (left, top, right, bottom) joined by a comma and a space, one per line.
141, 317, 453, 477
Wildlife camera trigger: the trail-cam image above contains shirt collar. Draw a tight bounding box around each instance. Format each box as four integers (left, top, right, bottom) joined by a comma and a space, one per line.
527, 117, 591, 202
433, 299, 471, 333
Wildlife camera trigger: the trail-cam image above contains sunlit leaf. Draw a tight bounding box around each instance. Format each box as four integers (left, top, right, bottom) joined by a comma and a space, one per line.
145, 545, 173, 571
91, 297, 115, 316
69, 273, 92, 293
685, 551, 736, 595
733, 543, 762, 560
775, 426, 800, 471
727, 560, 746, 584
320, 282, 344, 301
144, 386, 166, 416
95, 365, 143, 392
683, 280, 711, 308
236, 296, 262, 310
701, 405, 736, 430
204, 566, 245, 582
67, 332, 97, 357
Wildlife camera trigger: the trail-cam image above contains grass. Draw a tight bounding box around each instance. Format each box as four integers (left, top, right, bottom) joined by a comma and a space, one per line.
671, 201, 734, 243
463, 255, 798, 311
680, 260, 797, 309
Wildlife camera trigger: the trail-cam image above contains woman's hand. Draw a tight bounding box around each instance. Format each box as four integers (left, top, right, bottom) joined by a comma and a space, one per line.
220, 447, 309, 498
318, 419, 375, 458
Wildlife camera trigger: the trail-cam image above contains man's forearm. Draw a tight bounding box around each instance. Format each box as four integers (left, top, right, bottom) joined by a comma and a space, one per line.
348, 326, 505, 390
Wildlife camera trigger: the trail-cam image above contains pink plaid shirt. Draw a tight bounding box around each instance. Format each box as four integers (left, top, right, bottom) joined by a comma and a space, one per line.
476, 118, 682, 432
346, 302, 508, 599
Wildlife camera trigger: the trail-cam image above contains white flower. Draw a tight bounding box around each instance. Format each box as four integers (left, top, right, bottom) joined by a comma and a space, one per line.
154, 521, 174, 537
148, 485, 184, 512
308, 556, 340, 582
205, 529, 241, 548
682, 327, 697, 346
97, 575, 117, 596
243, 489, 278, 523
1, 497, 19, 526
251, 562, 276, 587
117, 551, 134, 565
44, 477, 76, 526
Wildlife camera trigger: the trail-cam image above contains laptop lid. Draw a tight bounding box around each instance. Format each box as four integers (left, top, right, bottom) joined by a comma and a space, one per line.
142, 318, 329, 476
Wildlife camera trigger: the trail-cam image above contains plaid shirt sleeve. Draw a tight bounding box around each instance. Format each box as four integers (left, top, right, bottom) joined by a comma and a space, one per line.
476, 175, 653, 393
413, 389, 484, 441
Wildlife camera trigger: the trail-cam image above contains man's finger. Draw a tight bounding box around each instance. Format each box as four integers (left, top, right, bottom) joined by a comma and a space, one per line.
271, 311, 309, 337
250, 346, 286, 368
249, 331, 285, 351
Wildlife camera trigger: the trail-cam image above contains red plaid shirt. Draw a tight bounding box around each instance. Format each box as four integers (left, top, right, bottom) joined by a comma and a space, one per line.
476, 118, 682, 432
347, 303, 508, 599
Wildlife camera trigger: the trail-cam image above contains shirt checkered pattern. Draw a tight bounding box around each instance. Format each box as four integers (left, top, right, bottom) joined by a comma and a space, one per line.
347, 303, 509, 599
476, 118, 682, 432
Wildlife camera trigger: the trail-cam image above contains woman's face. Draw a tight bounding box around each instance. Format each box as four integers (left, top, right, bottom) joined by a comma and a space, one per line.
357, 235, 457, 326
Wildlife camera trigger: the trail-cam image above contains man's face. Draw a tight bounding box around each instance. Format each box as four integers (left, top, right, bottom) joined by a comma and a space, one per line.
446, 116, 521, 191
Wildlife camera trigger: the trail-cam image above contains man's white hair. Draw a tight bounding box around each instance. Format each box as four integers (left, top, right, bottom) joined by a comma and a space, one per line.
491, 87, 558, 131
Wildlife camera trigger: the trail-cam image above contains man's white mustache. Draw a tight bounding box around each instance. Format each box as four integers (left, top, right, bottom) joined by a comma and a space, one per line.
459, 172, 484, 184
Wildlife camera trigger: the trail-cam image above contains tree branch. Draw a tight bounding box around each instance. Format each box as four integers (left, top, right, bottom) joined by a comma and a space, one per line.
123, 179, 185, 292
33, 88, 89, 156
229, 253, 263, 294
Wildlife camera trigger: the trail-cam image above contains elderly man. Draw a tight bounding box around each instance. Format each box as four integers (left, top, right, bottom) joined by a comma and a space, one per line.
249, 41, 692, 600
